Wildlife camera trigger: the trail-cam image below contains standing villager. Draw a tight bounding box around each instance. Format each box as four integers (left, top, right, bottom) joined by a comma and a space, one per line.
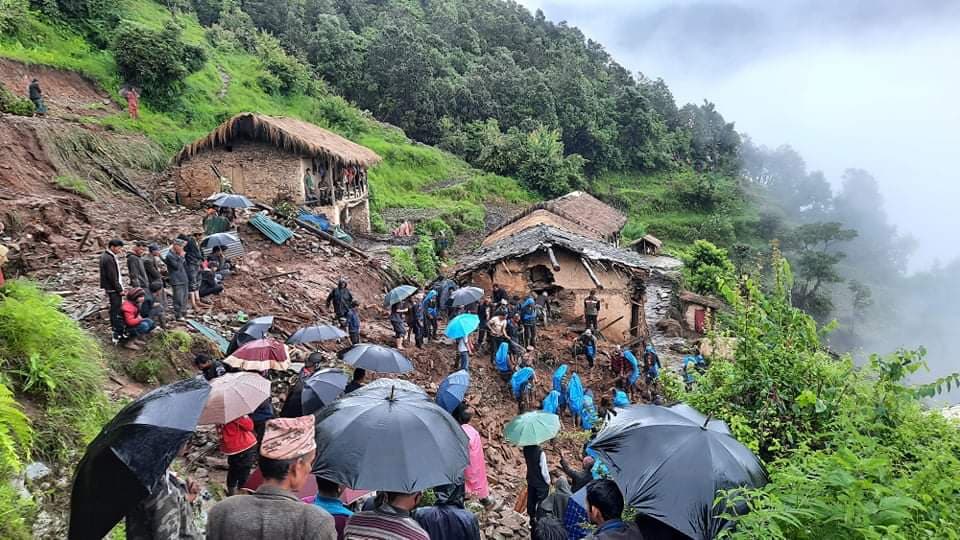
422, 291, 439, 342
344, 368, 366, 394
390, 301, 408, 350
126, 242, 150, 289
99, 239, 126, 344
202, 207, 231, 235
492, 283, 508, 305
413, 483, 481, 540
486, 312, 508, 364
165, 240, 189, 321
536, 291, 551, 326
583, 479, 644, 539
521, 293, 538, 347
475, 296, 491, 350
304, 170, 316, 202
575, 330, 597, 370
125, 467, 201, 540
326, 279, 354, 326
120, 85, 140, 120
220, 414, 257, 496
344, 491, 430, 540
406, 295, 424, 349
346, 301, 361, 345
584, 290, 601, 331
456, 406, 491, 503
455, 336, 473, 371
523, 444, 551, 532
208, 417, 337, 540
178, 233, 207, 311
27, 78, 46, 116
642, 345, 661, 385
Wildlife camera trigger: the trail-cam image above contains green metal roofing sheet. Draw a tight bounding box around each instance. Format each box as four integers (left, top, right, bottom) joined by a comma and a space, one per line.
249, 213, 294, 245
187, 319, 230, 354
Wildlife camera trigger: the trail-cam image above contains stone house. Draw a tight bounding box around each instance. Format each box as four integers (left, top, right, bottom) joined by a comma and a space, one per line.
457, 224, 650, 343
679, 290, 724, 334
173, 112, 381, 232
543, 191, 627, 245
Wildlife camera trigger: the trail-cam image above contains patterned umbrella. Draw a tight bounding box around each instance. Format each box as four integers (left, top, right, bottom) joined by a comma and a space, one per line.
225, 338, 291, 371
197, 372, 271, 425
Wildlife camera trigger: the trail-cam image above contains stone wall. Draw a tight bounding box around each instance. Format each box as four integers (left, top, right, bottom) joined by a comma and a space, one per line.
175, 141, 304, 207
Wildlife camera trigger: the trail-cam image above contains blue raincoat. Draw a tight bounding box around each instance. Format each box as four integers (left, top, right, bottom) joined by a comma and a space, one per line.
421, 290, 438, 320
542, 390, 560, 414
624, 350, 640, 386
684, 354, 705, 383
495, 342, 510, 372
511, 367, 535, 399
567, 373, 584, 415
580, 393, 597, 430
613, 389, 630, 408
520, 297, 537, 322
553, 364, 569, 408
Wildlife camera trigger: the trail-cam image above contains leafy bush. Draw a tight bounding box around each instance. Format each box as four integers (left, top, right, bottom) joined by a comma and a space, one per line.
0, 85, 34, 116
0, 0, 29, 37
253, 31, 311, 96
127, 357, 163, 384
0, 481, 34, 540
111, 21, 206, 107
53, 174, 94, 199
413, 236, 440, 282
680, 240, 735, 296
0, 381, 32, 477
388, 247, 424, 284
129, 329, 193, 384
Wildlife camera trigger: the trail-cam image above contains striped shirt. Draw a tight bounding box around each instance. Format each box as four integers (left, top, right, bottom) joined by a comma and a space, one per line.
344, 506, 430, 540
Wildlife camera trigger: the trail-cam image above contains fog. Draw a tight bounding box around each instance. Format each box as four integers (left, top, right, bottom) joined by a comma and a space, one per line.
519, 0, 960, 400
519, 0, 960, 272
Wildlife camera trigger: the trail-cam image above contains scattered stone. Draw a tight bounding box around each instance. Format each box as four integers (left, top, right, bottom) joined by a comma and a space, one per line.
25, 462, 51, 481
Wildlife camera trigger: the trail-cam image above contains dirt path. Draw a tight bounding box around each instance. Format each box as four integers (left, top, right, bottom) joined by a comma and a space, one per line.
0, 58, 119, 118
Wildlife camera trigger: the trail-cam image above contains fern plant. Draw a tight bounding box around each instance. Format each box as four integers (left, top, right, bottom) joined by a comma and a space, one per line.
0, 380, 33, 477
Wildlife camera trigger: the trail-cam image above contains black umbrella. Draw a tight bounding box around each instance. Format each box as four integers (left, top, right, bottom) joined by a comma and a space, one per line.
449, 286, 484, 307
589, 404, 768, 540
301, 368, 350, 414
69, 378, 211, 539
226, 316, 274, 356
287, 324, 348, 345
341, 343, 414, 373
311, 382, 469, 492
436, 279, 457, 308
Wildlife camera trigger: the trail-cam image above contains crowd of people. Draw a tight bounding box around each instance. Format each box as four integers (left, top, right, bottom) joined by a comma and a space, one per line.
97, 206, 235, 349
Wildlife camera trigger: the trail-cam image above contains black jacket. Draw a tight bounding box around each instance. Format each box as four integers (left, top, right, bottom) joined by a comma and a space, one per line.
126, 252, 149, 289
560, 457, 593, 492
326, 286, 354, 317
143, 254, 163, 284
99, 251, 123, 292
180, 236, 202, 265
414, 485, 480, 540
523, 445, 549, 492
164, 252, 188, 286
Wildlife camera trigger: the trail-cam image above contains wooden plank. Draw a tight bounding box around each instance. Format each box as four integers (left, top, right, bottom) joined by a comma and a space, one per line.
295, 218, 370, 260
580, 257, 603, 289
261, 270, 300, 281
77, 228, 92, 252
546, 246, 560, 271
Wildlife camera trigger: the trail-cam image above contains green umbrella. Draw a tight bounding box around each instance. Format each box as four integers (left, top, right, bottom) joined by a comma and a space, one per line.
504, 411, 561, 446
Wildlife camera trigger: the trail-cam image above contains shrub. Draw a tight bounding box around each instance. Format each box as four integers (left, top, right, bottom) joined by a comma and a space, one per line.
413, 236, 440, 281
127, 357, 163, 384
680, 239, 735, 296
111, 21, 206, 107
388, 247, 424, 284
0, 381, 32, 477
0, 0, 29, 37
252, 31, 311, 96
0, 85, 34, 116
0, 481, 34, 540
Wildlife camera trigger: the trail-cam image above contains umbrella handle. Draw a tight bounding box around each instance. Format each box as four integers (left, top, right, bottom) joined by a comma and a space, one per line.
702, 415, 711, 430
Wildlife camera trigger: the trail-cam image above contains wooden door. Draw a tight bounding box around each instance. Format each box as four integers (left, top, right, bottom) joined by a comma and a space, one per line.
694, 308, 706, 333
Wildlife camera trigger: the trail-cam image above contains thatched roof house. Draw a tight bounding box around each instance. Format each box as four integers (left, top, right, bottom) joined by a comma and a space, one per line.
483, 206, 607, 246
458, 224, 650, 342
630, 234, 663, 255
173, 113, 381, 232
545, 191, 626, 241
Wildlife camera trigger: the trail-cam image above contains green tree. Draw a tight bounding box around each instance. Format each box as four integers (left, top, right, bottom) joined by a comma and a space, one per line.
681, 239, 735, 296
784, 222, 857, 321
111, 21, 206, 106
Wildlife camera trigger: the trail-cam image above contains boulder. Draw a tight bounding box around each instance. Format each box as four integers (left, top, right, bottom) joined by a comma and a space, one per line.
656, 318, 683, 337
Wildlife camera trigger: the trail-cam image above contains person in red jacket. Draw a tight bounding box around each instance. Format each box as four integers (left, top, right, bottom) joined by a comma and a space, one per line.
221, 414, 258, 495
120, 288, 155, 349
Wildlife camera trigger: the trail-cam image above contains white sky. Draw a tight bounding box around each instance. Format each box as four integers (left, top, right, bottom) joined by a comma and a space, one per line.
518, 0, 960, 271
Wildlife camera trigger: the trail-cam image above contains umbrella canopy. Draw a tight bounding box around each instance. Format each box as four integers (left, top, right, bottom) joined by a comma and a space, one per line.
225, 338, 291, 372
504, 411, 561, 447
69, 377, 210, 539
363, 377, 427, 396
435, 370, 471, 413
436, 279, 457, 308
301, 368, 350, 414
287, 324, 348, 345
197, 372, 271, 425
589, 404, 768, 540
444, 313, 479, 340
226, 316, 274, 356
211, 193, 255, 209
311, 384, 469, 492
200, 232, 240, 250
341, 343, 413, 374
384, 285, 418, 307
449, 286, 484, 307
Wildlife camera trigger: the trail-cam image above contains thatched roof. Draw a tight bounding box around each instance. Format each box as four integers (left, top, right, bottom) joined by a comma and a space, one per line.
679, 290, 725, 310
630, 234, 663, 249
458, 224, 649, 276
175, 112, 381, 167
483, 206, 606, 246
545, 191, 626, 237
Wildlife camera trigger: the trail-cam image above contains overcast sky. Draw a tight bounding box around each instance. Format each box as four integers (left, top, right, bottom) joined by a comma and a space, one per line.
518, 0, 960, 271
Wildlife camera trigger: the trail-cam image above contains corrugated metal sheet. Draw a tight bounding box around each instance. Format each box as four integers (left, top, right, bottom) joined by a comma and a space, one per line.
186, 319, 230, 354
201, 232, 246, 260
249, 213, 294, 245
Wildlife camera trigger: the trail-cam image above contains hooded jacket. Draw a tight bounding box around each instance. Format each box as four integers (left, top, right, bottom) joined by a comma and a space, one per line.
413, 484, 480, 540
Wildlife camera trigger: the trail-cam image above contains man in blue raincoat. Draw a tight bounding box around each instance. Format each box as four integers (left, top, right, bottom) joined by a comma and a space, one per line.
520, 293, 538, 347
511, 366, 536, 414
575, 330, 597, 370
622, 348, 640, 400
567, 373, 584, 428
643, 344, 661, 385
421, 290, 439, 342
552, 364, 569, 418
542, 389, 561, 414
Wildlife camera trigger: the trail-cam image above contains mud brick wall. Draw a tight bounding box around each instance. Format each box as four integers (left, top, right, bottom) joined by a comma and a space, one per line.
175, 141, 304, 207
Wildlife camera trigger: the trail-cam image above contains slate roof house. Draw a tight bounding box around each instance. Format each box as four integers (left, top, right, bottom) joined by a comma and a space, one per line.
173, 112, 381, 232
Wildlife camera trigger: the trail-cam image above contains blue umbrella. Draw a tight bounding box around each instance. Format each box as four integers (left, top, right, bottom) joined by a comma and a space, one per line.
384, 285, 418, 307
436, 370, 470, 413
444, 313, 479, 340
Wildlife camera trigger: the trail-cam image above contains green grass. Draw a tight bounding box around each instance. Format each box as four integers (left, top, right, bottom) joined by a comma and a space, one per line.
0, 2, 530, 233
53, 174, 94, 199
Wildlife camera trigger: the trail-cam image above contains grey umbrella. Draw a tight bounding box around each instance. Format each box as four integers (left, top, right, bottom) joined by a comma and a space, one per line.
211, 193, 255, 209
590, 404, 768, 540
449, 286, 484, 307
301, 368, 350, 414
287, 324, 348, 345
200, 232, 241, 250
363, 377, 427, 396
311, 384, 469, 492
341, 344, 413, 374
384, 285, 418, 307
